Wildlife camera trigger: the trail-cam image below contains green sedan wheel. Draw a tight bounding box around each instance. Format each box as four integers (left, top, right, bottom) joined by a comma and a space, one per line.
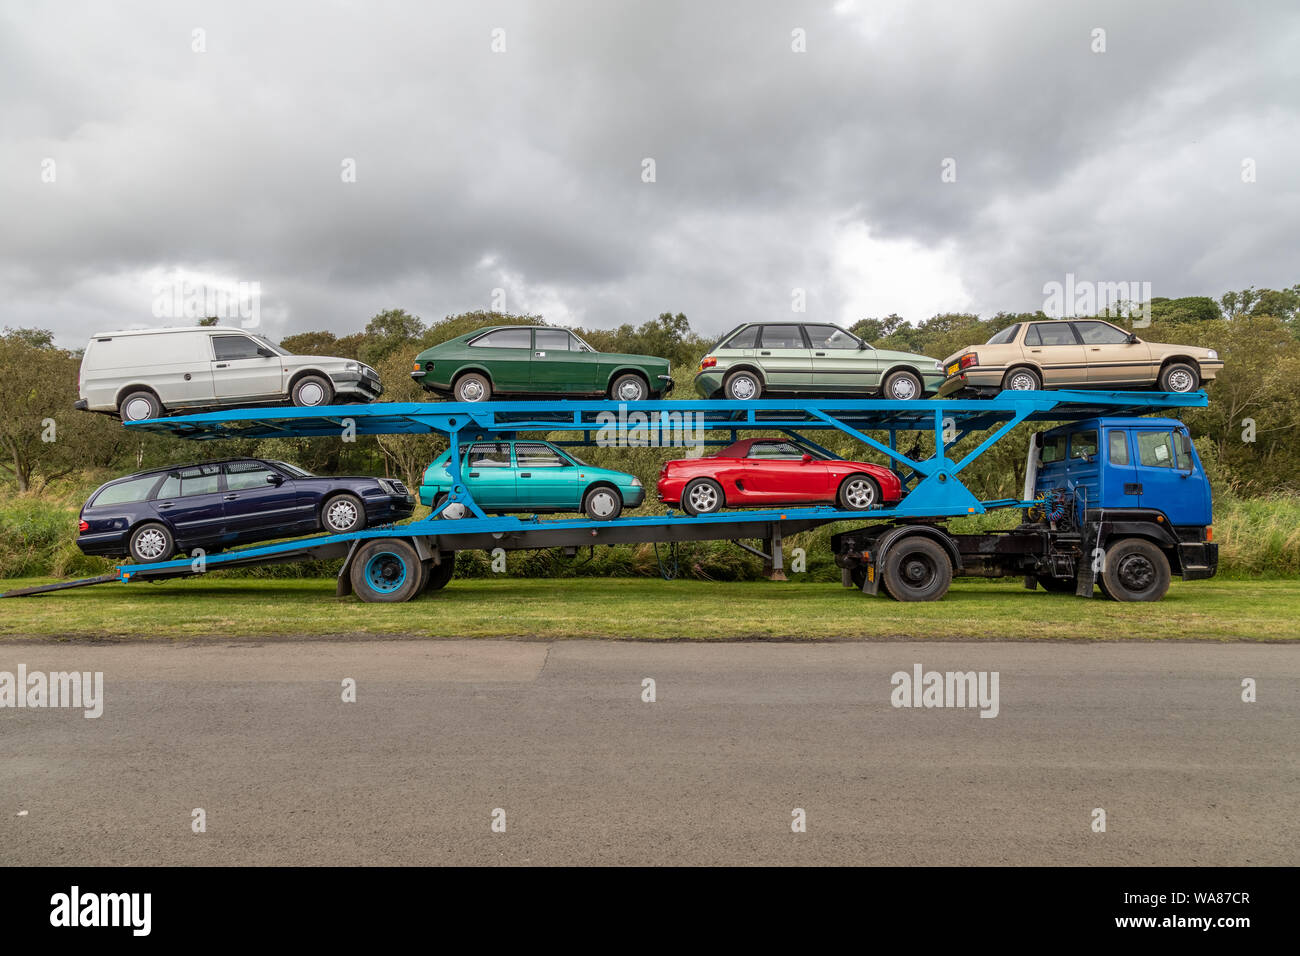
609, 373, 649, 402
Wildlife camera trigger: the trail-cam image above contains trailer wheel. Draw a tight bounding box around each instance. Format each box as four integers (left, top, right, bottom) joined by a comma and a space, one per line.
1099, 538, 1170, 602
425, 554, 456, 592
350, 540, 426, 603
881, 537, 952, 601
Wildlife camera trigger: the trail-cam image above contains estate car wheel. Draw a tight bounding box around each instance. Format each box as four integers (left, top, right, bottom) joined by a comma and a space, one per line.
292, 375, 334, 407
119, 390, 163, 422
837, 474, 881, 511
681, 478, 724, 516
582, 485, 623, 521
881, 537, 953, 602
723, 370, 762, 401
881, 370, 923, 401
128, 522, 174, 563
609, 373, 649, 402
1003, 367, 1042, 392
350, 539, 426, 603
1158, 362, 1200, 393
322, 493, 365, 533
1099, 537, 1171, 602
454, 373, 492, 403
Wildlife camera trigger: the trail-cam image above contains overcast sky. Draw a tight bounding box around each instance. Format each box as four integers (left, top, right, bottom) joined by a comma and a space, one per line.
2, 0, 1297, 347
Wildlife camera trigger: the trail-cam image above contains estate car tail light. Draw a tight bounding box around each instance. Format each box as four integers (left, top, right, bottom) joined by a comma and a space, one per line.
959, 353, 979, 369
78, 520, 89, 532
699, 356, 717, 370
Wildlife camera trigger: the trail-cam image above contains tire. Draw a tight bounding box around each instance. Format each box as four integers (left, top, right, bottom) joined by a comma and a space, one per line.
1002, 367, 1042, 392
849, 566, 867, 591
433, 493, 468, 519
681, 478, 724, 516
350, 539, 426, 603
582, 485, 623, 520
1099, 537, 1171, 602
881, 370, 923, 401
321, 493, 365, 533
609, 373, 649, 402
1158, 362, 1200, 394
881, 537, 953, 602
119, 390, 163, 422
453, 372, 492, 403
837, 474, 881, 511
128, 522, 175, 563
291, 375, 334, 407
723, 370, 762, 401
425, 554, 456, 592
1035, 575, 1076, 593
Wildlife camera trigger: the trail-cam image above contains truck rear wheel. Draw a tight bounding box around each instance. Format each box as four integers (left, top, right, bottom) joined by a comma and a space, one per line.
881, 537, 952, 601
350, 539, 426, 603
1099, 538, 1170, 602
425, 553, 456, 592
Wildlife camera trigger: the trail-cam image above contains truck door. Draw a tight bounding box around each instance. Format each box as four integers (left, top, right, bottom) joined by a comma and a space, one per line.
1102, 427, 1142, 508
1133, 427, 1202, 524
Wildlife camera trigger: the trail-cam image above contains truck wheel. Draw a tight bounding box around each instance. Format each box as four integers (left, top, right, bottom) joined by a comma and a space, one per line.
425, 554, 456, 591
682, 478, 724, 515
724, 370, 762, 400
292, 375, 334, 407
1158, 362, 1200, 393
453, 373, 492, 402
128, 522, 175, 563
119, 390, 163, 422
321, 493, 365, 533
350, 540, 426, 603
609, 373, 649, 402
582, 485, 623, 520
881, 370, 923, 401
881, 537, 952, 601
837, 474, 880, 510
1099, 538, 1170, 602
1002, 367, 1042, 391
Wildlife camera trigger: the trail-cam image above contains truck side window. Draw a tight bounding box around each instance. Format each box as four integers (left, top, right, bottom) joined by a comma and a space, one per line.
1040, 434, 1067, 463
1071, 430, 1098, 460
1136, 431, 1175, 469
1108, 431, 1130, 465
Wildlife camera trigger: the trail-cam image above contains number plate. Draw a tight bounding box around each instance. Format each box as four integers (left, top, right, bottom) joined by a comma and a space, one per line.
946, 362, 960, 376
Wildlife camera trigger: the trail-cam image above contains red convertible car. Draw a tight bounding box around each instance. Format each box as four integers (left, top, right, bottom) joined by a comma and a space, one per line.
656, 438, 902, 515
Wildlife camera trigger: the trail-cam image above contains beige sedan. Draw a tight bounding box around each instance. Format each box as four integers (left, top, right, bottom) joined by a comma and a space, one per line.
939, 319, 1223, 396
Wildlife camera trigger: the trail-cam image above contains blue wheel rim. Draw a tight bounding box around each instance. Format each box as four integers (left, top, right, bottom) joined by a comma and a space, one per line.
364, 552, 408, 593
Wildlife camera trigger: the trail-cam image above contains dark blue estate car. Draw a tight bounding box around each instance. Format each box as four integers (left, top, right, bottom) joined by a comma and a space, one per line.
77, 458, 415, 564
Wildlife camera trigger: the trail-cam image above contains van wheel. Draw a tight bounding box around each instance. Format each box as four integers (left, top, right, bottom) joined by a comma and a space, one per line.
881, 537, 952, 601
350, 540, 426, 603
1158, 362, 1199, 393
454, 373, 492, 403
1099, 538, 1170, 602
1003, 367, 1042, 391
582, 485, 623, 520
724, 370, 762, 401
119, 391, 163, 422
882, 370, 923, 401
129, 522, 175, 563
292, 375, 334, 407
322, 493, 365, 533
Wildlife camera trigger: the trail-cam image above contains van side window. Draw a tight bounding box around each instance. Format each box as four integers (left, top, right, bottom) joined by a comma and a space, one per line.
1108, 431, 1130, 465
1136, 431, 1175, 469
212, 335, 263, 361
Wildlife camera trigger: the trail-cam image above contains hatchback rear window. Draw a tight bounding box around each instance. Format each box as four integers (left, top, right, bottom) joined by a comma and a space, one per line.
720, 326, 760, 350
91, 475, 160, 506
470, 329, 531, 349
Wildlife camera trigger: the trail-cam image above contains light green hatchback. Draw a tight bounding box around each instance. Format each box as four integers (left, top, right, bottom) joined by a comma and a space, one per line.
694, 321, 945, 401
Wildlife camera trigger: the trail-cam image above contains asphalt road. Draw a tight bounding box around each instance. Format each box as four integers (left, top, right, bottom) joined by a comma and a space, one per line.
2, 640, 1297, 865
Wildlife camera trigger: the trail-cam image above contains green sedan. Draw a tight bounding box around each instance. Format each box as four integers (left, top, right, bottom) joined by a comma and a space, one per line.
693, 321, 946, 400
411, 326, 673, 402
419, 439, 645, 520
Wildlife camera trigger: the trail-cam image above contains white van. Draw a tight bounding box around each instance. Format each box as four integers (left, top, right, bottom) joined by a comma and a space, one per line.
76, 327, 383, 421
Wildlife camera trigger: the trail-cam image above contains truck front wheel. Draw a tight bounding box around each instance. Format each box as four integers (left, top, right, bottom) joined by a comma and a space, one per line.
1099, 538, 1170, 602
881, 537, 952, 601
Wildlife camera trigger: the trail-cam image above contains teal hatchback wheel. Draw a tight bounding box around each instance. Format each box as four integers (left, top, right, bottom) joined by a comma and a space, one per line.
350, 540, 426, 603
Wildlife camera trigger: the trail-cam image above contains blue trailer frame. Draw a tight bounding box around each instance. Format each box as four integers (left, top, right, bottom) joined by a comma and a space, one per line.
4, 390, 1208, 600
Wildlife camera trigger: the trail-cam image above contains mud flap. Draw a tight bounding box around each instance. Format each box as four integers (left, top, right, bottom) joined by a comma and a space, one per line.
1074, 520, 1100, 598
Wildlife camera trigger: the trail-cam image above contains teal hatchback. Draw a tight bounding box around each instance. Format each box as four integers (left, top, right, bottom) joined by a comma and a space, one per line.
419, 439, 645, 520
